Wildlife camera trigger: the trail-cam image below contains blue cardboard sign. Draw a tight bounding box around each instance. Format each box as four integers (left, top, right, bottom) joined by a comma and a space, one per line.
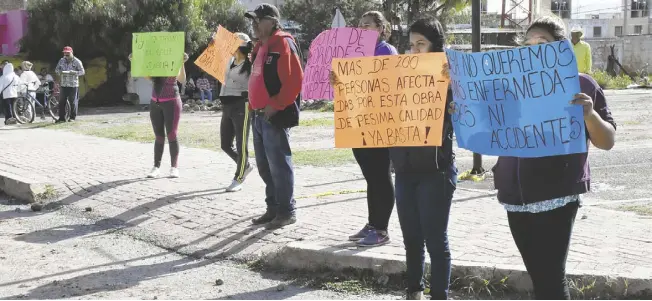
445, 40, 587, 158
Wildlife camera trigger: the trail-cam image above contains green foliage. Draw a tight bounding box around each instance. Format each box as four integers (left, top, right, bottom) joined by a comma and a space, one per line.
591, 70, 633, 90
20, 0, 248, 63
281, 0, 381, 47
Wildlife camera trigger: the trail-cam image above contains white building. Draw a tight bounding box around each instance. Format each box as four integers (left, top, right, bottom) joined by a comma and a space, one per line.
539, 0, 652, 38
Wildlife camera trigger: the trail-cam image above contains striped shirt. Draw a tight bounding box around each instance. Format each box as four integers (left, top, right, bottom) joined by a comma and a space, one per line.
55, 57, 85, 87
196, 78, 210, 90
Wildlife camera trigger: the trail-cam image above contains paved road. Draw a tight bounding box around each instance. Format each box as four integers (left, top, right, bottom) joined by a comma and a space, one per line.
0, 198, 400, 300
1, 90, 651, 286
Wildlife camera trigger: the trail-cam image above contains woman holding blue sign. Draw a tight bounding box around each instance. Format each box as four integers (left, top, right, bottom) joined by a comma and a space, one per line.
488, 16, 616, 299
389, 18, 456, 300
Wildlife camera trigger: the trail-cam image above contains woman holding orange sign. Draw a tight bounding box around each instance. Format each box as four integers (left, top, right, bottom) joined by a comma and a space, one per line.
330, 11, 399, 248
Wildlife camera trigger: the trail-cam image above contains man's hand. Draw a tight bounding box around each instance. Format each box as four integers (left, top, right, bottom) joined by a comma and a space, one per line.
263, 105, 279, 120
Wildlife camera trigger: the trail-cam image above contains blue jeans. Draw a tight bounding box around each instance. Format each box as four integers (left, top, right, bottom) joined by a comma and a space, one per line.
252, 113, 296, 215
394, 166, 457, 299
200, 89, 212, 103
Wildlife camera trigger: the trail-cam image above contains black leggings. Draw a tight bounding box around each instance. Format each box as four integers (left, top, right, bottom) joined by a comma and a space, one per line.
352, 147, 395, 231
507, 202, 579, 300
2, 97, 14, 121
220, 98, 251, 181
150, 99, 182, 168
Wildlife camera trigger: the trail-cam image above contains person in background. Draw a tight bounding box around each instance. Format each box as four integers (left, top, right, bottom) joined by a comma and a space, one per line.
331, 10, 398, 247
55, 46, 85, 122
38, 67, 54, 83
0, 60, 9, 122
19, 61, 43, 119
571, 28, 592, 74
0, 63, 21, 125
38, 67, 55, 92
185, 77, 196, 98
490, 16, 616, 299
129, 52, 188, 178
245, 3, 303, 230
390, 18, 456, 300
15, 66, 23, 77
196, 73, 212, 104
219, 32, 255, 192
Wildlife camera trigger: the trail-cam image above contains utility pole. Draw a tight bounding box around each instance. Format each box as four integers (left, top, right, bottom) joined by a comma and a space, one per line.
623, 0, 628, 58
471, 0, 485, 175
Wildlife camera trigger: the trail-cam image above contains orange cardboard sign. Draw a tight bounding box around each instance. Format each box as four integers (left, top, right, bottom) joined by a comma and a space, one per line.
194, 26, 241, 83
332, 53, 450, 148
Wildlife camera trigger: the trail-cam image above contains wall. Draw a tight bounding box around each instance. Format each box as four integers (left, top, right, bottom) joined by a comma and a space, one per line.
585, 35, 652, 72
0, 55, 109, 99
0, 9, 27, 55
566, 16, 650, 38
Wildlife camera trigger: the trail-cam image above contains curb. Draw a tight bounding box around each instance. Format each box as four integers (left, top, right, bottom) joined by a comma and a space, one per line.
0, 170, 50, 203
264, 242, 652, 298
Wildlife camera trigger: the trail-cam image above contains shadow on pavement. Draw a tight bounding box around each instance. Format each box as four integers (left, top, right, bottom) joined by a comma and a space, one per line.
0, 256, 214, 299
15, 188, 227, 245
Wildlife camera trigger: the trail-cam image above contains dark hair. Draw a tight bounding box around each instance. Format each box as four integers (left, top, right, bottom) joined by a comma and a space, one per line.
522, 15, 567, 44
152, 77, 168, 95
362, 11, 391, 41
409, 18, 446, 52
237, 41, 254, 76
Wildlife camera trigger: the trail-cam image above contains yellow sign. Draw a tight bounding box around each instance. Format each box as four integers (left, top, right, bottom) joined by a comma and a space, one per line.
194, 26, 242, 83
332, 53, 450, 148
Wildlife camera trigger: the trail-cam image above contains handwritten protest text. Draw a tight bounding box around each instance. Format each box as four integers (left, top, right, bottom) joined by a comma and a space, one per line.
333, 53, 449, 148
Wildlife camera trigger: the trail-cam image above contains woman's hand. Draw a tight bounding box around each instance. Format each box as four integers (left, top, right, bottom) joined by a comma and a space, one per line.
441, 63, 450, 80
570, 93, 596, 120
183, 53, 189, 62
128, 54, 132, 61
329, 71, 340, 86
448, 101, 456, 115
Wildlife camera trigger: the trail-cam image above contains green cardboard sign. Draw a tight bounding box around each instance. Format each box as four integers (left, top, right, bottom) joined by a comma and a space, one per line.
131, 32, 185, 77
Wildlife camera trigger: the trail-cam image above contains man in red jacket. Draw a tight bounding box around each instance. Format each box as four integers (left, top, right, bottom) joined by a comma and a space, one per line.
245, 3, 304, 230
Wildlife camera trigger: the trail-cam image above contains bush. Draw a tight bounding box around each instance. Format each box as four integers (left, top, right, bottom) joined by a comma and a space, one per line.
590, 70, 633, 90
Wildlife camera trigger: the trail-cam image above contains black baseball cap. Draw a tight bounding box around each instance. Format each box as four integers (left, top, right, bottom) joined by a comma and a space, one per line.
245, 3, 280, 20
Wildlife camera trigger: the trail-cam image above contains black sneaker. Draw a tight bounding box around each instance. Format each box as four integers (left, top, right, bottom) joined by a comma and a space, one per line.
265, 214, 297, 230
252, 210, 276, 225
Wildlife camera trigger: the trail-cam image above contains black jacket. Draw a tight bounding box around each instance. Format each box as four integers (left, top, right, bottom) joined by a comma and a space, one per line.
389, 90, 455, 173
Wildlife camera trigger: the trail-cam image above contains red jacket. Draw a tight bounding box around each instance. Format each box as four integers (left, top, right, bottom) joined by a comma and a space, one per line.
251, 30, 304, 110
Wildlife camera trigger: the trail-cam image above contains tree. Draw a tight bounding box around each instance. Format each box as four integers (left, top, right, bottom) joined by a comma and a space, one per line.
20, 0, 248, 105
399, 0, 471, 25
281, 0, 381, 47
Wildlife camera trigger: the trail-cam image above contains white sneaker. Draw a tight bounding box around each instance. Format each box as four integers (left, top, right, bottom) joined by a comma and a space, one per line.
226, 179, 243, 192
170, 167, 180, 178
147, 167, 160, 178
242, 164, 254, 179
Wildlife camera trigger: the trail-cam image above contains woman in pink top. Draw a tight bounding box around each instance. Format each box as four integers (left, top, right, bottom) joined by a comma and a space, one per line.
129, 52, 188, 178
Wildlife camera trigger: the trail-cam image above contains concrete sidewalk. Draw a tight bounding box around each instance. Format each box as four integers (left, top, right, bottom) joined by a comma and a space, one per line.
1, 128, 651, 297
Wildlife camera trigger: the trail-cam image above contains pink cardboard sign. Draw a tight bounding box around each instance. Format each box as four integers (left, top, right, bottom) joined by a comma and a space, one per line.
302, 27, 379, 100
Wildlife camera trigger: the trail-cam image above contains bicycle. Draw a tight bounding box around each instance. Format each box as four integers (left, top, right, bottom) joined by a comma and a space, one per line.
12, 82, 70, 124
